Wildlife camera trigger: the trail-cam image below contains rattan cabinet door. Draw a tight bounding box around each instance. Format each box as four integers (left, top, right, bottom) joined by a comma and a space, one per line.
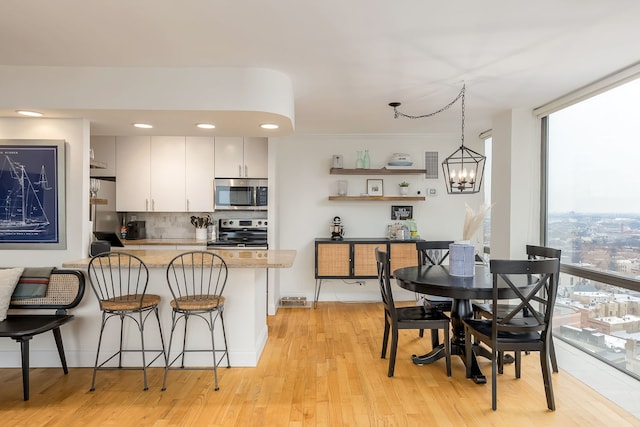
353, 243, 387, 277
316, 243, 351, 277
389, 242, 418, 275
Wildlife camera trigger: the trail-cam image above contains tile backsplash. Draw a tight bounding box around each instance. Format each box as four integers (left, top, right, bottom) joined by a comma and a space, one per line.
125, 211, 266, 239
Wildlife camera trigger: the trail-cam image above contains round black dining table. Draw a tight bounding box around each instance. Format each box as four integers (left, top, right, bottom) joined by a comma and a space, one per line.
394, 264, 529, 384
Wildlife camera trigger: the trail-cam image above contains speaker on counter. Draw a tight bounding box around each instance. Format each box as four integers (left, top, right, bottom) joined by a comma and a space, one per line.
90, 240, 111, 256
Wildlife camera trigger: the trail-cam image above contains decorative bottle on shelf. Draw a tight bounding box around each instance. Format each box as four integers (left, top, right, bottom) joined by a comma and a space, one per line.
120, 216, 128, 239
363, 149, 370, 169
355, 151, 364, 169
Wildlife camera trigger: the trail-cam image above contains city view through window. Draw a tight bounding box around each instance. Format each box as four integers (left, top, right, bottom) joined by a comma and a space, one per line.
547, 78, 640, 378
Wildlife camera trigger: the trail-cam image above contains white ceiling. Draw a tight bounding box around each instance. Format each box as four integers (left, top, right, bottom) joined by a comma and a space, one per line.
1, 1, 639, 139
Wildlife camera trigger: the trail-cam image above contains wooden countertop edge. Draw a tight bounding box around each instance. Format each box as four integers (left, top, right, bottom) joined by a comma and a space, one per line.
62, 249, 297, 269
120, 239, 208, 246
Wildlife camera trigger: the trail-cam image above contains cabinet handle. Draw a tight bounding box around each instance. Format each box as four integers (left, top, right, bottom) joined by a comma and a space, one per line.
186, 199, 189, 211
238, 165, 242, 177
151, 199, 155, 211
244, 165, 248, 177
145, 199, 148, 211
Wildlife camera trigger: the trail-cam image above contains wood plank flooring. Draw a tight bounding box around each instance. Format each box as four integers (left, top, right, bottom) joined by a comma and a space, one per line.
0, 302, 637, 426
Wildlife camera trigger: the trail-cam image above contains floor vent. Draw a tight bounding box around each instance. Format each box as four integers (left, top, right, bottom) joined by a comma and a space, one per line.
280, 297, 307, 307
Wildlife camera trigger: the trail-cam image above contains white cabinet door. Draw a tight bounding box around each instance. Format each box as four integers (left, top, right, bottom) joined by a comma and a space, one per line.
185, 137, 215, 212
214, 137, 267, 178
90, 136, 116, 177
244, 137, 268, 178
214, 137, 244, 178
151, 136, 186, 212
116, 136, 151, 212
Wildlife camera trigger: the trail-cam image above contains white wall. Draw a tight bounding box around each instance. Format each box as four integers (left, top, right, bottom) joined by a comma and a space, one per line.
0, 117, 96, 367
270, 134, 484, 303
490, 110, 541, 259
0, 117, 91, 265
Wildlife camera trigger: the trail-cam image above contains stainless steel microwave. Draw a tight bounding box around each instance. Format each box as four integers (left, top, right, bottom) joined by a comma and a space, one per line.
214, 178, 268, 210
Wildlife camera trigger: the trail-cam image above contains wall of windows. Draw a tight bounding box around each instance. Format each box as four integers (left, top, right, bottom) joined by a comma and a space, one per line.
544, 77, 640, 378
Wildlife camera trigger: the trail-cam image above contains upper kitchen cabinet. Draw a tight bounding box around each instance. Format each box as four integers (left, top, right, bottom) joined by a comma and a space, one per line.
90, 136, 116, 177
185, 137, 215, 212
116, 136, 151, 212
116, 136, 186, 212
151, 136, 186, 211
214, 137, 267, 178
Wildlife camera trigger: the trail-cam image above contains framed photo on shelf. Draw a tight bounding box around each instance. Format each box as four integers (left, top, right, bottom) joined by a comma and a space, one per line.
367, 179, 383, 196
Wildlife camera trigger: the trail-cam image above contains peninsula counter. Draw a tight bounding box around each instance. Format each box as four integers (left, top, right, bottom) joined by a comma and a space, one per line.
59, 249, 296, 368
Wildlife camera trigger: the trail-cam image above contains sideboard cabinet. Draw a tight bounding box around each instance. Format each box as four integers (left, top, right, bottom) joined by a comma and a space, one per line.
314, 238, 421, 307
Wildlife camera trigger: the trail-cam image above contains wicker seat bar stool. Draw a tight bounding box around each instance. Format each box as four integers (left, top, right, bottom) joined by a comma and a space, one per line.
162, 251, 230, 391
87, 252, 166, 391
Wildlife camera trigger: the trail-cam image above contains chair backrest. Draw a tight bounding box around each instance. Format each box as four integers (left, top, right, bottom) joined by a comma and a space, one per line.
166, 251, 228, 311
489, 258, 560, 341
10, 270, 85, 311
526, 244, 561, 306
526, 244, 561, 261
88, 252, 149, 310
416, 240, 454, 266
375, 248, 396, 319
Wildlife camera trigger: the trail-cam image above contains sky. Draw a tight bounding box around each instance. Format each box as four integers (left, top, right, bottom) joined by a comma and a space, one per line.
547, 77, 640, 214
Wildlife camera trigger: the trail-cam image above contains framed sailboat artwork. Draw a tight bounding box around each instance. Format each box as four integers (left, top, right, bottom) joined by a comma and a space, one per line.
0, 140, 66, 249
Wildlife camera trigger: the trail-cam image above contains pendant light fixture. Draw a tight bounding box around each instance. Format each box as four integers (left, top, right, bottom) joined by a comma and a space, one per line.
389, 83, 486, 194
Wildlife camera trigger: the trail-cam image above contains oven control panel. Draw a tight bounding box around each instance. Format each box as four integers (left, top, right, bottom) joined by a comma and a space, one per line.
219, 218, 268, 229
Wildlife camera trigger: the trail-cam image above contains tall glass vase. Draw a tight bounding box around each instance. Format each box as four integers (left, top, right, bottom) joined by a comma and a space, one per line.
355, 151, 364, 169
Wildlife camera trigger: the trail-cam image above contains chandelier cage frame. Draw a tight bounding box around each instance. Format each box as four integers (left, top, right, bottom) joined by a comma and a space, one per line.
388, 83, 486, 194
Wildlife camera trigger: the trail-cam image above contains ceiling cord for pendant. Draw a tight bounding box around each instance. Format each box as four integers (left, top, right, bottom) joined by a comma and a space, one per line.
389, 84, 465, 120
388, 83, 485, 194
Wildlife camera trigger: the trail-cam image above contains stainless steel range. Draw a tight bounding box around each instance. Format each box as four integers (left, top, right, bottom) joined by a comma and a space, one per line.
208, 218, 268, 249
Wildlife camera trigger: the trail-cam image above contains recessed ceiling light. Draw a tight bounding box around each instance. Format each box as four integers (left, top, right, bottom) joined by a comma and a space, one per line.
260, 123, 279, 130
17, 110, 43, 117
196, 123, 216, 129
133, 123, 153, 129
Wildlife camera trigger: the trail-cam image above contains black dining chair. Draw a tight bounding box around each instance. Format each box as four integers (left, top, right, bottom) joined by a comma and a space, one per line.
415, 241, 454, 345
162, 251, 230, 391
463, 257, 560, 411
472, 245, 561, 373
87, 252, 166, 391
375, 248, 451, 377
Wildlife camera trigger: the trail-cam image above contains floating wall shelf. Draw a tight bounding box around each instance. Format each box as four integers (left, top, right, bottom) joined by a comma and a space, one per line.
330, 168, 427, 175
328, 196, 425, 201
90, 160, 107, 169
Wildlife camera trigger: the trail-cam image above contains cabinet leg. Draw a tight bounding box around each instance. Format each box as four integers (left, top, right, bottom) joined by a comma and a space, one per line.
314, 279, 323, 309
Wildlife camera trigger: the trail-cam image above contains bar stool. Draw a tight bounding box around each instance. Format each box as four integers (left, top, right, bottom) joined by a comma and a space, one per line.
162, 251, 230, 391
87, 252, 166, 391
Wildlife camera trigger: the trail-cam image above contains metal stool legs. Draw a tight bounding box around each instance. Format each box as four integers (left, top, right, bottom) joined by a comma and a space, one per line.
90, 307, 166, 392
162, 308, 229, 391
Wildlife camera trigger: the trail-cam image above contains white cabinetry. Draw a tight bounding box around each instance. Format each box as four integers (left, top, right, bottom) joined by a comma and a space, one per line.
214, 137, 267, 178
151, 136, 186, 211
185, 137, 215, 212
116, 136, 186, 212
243, 137, 268, 178
116, 136, 151, 212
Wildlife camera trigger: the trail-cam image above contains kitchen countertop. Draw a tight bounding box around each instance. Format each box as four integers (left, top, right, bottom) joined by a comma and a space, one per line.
62, 249, 296, 269
314, 237, 424, 242
121, 238, 207, 246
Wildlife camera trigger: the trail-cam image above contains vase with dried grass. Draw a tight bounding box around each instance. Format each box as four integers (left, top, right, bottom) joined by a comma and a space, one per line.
449, 203, 491, 276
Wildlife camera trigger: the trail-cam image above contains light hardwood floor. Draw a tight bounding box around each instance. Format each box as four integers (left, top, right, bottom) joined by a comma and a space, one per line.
0, 302, 637, 426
